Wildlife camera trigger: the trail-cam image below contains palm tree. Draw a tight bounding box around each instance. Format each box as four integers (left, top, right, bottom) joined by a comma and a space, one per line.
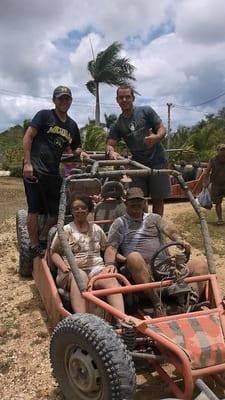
86, 41, 136, 125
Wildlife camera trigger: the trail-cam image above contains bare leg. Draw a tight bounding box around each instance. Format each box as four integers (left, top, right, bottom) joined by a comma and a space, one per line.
70, 270, 89, 313
27, 212, 39, 247
94, 278, 124, 314
215, 203, 223, 222
188, 256, 208, 297
39, 215, 57, 241
127, 252, 161, 308
152, 198, 164, 216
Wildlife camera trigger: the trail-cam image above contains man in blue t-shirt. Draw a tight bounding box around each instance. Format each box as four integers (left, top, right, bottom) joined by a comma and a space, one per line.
106, 85, 171, 216
23, 85, 88, 257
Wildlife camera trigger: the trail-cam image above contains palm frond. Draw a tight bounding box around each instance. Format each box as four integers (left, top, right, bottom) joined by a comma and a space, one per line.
113, 57, 136, 77
87, 60, 96, 79
95, 41, 122, 70
86, 80, 96, 96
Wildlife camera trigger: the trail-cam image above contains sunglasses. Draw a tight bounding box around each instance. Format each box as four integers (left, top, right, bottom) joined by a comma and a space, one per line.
72, 206, 88, 212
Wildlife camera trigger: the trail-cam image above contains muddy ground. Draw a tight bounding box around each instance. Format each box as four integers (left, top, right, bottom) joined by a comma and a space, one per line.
0, 177, 225, 399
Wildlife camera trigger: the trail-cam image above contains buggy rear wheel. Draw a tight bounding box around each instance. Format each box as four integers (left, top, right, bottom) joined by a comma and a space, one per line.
16, 209, 32, 277
50, 313, 136, 400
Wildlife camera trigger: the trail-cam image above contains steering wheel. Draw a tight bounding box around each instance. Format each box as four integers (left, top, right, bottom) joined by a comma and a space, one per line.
150, 241, 191, 280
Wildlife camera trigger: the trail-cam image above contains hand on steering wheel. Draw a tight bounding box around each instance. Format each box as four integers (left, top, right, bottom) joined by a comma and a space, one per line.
150, 241, 191, 280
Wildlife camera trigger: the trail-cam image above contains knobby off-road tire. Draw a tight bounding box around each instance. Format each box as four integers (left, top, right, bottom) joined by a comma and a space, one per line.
50, 313, 136, 400
16, 209, 32, 277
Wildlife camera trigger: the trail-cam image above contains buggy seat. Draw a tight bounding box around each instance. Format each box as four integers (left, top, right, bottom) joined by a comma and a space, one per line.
94, 181, 126, 232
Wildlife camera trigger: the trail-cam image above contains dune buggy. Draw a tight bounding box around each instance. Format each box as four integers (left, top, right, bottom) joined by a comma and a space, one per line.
167, 148, 207, 200
16, 153, 225, 400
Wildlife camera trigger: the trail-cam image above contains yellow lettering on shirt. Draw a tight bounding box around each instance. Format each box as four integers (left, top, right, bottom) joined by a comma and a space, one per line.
47, 126, 72, 144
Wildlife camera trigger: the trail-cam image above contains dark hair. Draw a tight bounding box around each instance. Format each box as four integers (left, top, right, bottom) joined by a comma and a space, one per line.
116, 84, 135, 99
70, 194, 94, 212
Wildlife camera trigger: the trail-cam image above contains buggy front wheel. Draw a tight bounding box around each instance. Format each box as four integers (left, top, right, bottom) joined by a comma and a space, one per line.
50, 313, 136, 400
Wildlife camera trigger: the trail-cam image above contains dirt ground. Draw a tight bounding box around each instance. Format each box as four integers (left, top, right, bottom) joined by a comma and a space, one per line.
0, 177, 225, 399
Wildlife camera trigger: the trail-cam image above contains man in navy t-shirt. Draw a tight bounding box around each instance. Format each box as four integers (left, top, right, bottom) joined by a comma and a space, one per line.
23, 85, 88, 257
106, 85, 171, 216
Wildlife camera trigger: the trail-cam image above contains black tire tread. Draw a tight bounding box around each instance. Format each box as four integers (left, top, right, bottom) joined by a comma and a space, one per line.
50, 313, 136, 400
16, 209, 32, 277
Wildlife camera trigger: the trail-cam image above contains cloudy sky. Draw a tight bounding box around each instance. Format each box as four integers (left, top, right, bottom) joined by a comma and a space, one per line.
1, 0, 225, 133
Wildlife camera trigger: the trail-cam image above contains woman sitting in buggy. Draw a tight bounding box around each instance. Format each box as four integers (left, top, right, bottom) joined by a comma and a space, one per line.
50, 194, 124, 316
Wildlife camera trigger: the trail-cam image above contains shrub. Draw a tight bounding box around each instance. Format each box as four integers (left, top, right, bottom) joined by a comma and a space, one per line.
10, 164, 23, 178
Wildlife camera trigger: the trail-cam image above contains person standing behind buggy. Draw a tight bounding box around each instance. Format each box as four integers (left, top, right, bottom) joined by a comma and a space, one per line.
23, 85, 88, 258
106, 84, 171, 216
203, 144, 225, 225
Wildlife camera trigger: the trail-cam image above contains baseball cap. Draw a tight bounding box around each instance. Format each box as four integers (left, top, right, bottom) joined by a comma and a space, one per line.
126, 187, 145, 200
53, 85, 72, 98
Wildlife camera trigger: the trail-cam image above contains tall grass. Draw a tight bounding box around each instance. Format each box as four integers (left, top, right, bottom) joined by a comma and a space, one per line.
170, 204, 225, 256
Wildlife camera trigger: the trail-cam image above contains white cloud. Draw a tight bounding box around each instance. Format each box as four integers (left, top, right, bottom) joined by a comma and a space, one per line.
0, 0, 225, 133
176, 0, 225, 44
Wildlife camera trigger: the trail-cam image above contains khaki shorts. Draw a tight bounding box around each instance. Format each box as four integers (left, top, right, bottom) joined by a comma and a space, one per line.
56, 265, 105, 290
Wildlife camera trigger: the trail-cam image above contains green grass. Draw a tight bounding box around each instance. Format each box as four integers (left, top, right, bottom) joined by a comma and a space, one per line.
170, 205, 225, 256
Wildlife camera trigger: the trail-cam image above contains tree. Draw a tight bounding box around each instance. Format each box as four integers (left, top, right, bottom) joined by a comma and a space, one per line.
83, 122, 106, 151
86, 41, 136, 125
104, 113, 117, 129
23, 119, 31, 133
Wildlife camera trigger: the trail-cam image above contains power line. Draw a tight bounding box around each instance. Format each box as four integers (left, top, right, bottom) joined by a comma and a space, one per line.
0, 88, 119, 109
174, 90, 225, 108
2, 86, 225, 117
0, 88, 167, 108
173, 105, 211, 114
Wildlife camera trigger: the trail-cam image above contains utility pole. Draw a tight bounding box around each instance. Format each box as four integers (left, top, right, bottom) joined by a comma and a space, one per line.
89, 36, 95, 60
166, 102, 172, 149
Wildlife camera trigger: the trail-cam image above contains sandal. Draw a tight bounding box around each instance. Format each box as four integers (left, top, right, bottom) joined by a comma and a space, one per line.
217, 220, 225, 225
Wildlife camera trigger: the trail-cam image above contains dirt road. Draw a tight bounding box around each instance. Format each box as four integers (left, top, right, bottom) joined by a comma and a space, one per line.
0, 177, 225, 399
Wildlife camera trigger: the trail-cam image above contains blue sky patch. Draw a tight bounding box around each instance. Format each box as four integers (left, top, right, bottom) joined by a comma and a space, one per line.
53, 26, 100, 53
125, 20, 175, 50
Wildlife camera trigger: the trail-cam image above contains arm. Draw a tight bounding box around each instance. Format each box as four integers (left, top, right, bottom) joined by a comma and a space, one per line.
63, 145, 89, 161
50, 231, 70, 273
159, 218, 191, 252
70, 122, 89, 161
106, 138, 120, 160
22, 126, 37, 178
202, 160, 212, 187
104, 245, 118, 266
145, 122, 166, 147
104, 218, 125, 266
74, 147, 90, 161
104, 245, 126, 266
50, 251, 70, 273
